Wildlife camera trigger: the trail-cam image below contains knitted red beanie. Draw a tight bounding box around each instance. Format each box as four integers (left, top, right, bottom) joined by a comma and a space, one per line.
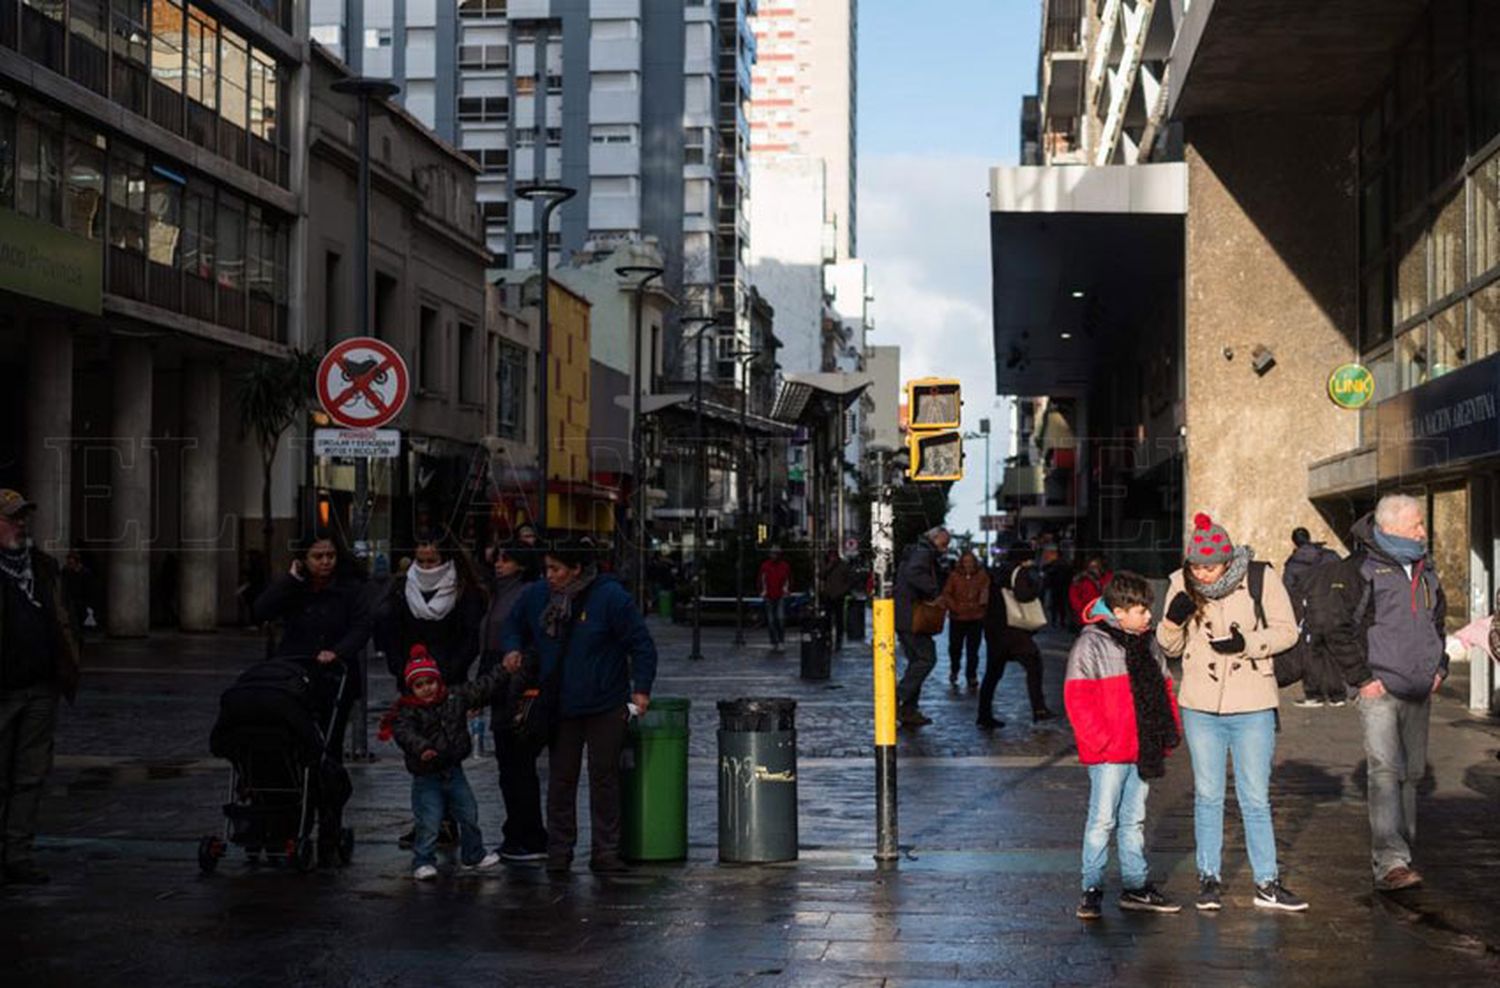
404, 644, 442, 688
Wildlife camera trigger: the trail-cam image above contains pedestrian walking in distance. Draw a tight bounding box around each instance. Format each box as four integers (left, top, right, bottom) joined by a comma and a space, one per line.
1066, 572, 1182, 919
941, 549, 989, 691
893, 526, 950, 727
759, 546, 793, 652
820, 549, 854, 651
1326, 495, 1448, 893
380, 648, 504, 880
0, 489, 80, 886
977, 544, 1055, 729
1158, 513, 1308, 912
1282, 527, 1345, 708
500, 539, 658, 875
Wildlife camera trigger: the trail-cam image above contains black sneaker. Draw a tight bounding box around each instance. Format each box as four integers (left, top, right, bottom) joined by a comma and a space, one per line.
589, 855, 631, 875
498, 845, 548, 865
545, 854, 573, 875
1196, 876, 1224, 911
397, 828, 415, 849
1076, 887, 1103, 920
976, 715, 1004, 731
1120, 884, 1182, 913
1033, 708, 1057, 723
1253, 879, 1309, 912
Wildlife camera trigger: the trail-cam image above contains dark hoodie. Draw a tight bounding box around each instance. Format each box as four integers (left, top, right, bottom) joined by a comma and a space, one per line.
1326, 513, 1447, 700
1282, 541, 1341, 596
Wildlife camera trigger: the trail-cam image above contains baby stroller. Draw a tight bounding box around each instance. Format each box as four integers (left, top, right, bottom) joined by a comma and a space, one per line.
199, 657, 354, 873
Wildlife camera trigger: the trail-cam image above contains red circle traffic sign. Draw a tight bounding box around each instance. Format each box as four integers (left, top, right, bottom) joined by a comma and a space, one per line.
317, 337, 410, 429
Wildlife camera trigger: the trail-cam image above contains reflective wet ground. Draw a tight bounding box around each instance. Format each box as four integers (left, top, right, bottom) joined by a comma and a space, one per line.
6, 619, 1500, 985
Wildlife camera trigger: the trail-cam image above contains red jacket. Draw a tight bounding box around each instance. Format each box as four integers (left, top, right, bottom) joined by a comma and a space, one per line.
1063, 615, 1181, 766
1068, 570, 1113, 626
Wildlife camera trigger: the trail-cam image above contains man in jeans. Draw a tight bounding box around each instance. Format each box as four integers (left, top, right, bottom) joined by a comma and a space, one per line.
893, 527, 950, 727
1328, 494, 1447, 892
0, 489, 81, 886
758, 546, 792, 652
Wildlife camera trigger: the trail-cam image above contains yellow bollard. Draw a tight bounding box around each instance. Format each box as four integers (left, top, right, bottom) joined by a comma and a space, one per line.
872, 598, 898, 861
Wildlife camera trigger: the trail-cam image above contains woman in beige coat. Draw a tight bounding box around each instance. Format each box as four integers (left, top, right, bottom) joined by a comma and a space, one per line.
1157, 513, 1307, 914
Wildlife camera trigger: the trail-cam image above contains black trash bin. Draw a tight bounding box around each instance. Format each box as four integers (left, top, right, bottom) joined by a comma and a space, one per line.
845, 596, 866, 642
717, 698, 798, 863
800, 615, 831, 680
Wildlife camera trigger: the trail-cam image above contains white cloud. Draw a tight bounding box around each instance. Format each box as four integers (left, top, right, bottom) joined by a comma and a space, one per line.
861, 152, 1011, 540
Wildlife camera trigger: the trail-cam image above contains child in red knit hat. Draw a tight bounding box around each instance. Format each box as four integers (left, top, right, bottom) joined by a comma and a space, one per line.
381, 644, 505, 880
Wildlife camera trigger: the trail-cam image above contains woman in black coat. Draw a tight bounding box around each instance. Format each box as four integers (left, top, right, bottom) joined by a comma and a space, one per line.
252, 530, 372, 858
376, 529, 488, 689
977, 544, 1056, 729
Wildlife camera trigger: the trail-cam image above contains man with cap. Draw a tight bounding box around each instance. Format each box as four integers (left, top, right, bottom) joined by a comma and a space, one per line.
0, 489, 80, 885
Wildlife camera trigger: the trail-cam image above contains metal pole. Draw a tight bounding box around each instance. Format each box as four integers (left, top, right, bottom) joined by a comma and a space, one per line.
536, 222, 551, 532
691, 327, 706, 661
734, 376, 747, 647
873, 594, 898, 863
351, 91, 371, 556
615, 266, 661, 608
984, 430, 992, 560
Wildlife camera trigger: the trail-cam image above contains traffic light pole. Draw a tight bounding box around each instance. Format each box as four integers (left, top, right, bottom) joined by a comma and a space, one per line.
871, 449, 898, 864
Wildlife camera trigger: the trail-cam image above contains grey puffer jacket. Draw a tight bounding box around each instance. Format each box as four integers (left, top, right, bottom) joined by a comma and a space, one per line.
391, 668, 503, 775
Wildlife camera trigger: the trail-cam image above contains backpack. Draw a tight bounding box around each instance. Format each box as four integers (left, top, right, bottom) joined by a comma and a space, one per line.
1246, 562, 1309, 688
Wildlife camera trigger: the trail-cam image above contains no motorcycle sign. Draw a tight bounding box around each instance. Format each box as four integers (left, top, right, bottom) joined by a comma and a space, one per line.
316, 337, 410, 430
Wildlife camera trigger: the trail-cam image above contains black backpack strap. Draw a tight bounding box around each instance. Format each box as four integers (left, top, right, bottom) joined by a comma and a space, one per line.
1247, 561, 1269, 631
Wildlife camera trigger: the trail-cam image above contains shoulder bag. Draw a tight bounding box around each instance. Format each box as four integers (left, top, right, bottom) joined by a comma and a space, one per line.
515, 584, 594, 745
1001, 564, 1048, 633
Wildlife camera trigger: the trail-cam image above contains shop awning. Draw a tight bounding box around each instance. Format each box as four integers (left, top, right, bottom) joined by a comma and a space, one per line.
770, 372, 872, 425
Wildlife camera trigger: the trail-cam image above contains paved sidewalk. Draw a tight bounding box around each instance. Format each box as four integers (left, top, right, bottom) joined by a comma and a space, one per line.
4, 615, 1499, 985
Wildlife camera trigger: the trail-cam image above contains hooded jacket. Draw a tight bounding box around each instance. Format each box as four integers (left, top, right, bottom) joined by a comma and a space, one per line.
893, 537, 942, 634
1325, 513, 1447, 700
1282, 541, 1341, 597
1065, 607, 1181, 765
1156, 557, 1299, 714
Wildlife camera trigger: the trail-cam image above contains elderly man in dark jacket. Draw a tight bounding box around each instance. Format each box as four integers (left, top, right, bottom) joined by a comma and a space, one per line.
1326, 496, 1447, 893
0, 490, 80, 886
893, 526, 950, 727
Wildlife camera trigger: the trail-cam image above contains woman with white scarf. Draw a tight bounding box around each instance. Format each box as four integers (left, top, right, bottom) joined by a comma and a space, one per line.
377, 531, 488, 690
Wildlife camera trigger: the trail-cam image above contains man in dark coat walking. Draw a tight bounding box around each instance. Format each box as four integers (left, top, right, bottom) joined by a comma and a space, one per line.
893, 526, 950, 727
0, 490, 80, 886
1283, 527, 1345, 707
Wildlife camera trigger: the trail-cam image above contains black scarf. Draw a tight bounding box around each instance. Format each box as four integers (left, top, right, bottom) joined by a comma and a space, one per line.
1101, 624, 1179, 780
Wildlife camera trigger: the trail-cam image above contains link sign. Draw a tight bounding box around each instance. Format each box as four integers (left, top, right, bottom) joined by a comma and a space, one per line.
1328, 363, 1375, 410
317, 337, 410, 429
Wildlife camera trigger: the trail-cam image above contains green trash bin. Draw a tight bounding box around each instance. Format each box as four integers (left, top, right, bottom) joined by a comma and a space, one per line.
657, 589, 674, 620
621, 697, 691, 862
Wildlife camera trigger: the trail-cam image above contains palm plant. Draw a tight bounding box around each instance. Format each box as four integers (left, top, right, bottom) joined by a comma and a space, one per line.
237, 349, 319, 589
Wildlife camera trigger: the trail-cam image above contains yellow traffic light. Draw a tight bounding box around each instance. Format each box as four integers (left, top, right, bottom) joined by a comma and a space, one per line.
904, 378, 962, 481
906, 378, 961, 430
907, 430, 964, 482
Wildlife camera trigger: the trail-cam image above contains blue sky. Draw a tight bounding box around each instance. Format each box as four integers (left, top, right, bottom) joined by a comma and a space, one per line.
857, 0, 1040, 542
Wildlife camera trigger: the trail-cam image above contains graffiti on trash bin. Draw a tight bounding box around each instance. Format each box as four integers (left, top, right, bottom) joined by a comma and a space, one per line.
754, 767, 796, 783
720, 756, 797, 837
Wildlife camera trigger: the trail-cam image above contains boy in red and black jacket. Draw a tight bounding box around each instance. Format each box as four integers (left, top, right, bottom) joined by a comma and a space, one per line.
1064, 571, 1183, 920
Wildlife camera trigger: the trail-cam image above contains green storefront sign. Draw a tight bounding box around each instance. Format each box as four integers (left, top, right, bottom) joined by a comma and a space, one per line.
1328, 363, 1375, 410
0, 208, 103, 315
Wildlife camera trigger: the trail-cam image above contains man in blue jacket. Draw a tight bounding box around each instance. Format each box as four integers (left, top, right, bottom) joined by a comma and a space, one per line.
500, 538, 657, 874
1327, 495, 1447, 893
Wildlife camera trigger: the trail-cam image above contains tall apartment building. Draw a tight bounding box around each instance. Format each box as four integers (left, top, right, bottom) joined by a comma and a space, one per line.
309, 0, 758, 385
1022, 0, 1179, 167
748, 0, 856, 258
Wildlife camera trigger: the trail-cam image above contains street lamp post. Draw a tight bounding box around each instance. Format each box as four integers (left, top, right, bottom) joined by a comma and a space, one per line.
617, 264, 665, 608
682, 316, 717, 662
515, 184, 576, 534
728, 347, 762, 648
962, 422, 993, 558
329, 76, 399, 762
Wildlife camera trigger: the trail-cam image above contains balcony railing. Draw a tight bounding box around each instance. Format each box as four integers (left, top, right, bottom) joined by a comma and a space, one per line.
1045, 0, 1084, 52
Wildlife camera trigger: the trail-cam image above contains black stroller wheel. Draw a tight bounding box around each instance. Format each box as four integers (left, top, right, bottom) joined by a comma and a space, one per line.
337, 827, 355, 864
198, 836, 223, 874
293, 837, 317, 873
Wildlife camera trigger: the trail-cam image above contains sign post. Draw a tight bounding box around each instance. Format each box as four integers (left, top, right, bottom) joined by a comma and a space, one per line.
317, 337, 410, 763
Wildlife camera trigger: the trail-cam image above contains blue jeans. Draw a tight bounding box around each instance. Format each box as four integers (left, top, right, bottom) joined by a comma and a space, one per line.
1357, 690, 1430, 878
765, 597, 786, 646
411, 765, 486, 869
1081, 762, 1150, 891
1181, 708, 1279, 885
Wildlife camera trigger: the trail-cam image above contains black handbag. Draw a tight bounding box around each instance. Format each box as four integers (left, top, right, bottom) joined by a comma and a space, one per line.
515, 584, 594, 745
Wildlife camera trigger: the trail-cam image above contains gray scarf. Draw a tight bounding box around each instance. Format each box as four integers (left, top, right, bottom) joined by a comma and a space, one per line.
0, 546, 40, 608
541, 565, 598, 639
1186, 545, 1253, 600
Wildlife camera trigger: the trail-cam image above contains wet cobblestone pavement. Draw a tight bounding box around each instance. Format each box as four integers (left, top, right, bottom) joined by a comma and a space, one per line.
6, 617, 1500, 985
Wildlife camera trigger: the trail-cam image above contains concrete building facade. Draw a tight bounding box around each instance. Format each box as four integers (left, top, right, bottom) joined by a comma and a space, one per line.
992, 0, 1500, 633
0, 0, 303, 634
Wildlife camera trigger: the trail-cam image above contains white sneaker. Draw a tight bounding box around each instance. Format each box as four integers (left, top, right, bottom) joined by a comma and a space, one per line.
465, 851, 502, 871
1293, 698, 1324, 708
413, 864, 439, 881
